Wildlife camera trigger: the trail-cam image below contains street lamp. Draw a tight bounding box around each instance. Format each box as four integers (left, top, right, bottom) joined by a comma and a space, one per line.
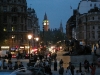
12, 36, 14, 48
35, 37, 39, 48
28, 34, 32, 60
11, 35, 15, 51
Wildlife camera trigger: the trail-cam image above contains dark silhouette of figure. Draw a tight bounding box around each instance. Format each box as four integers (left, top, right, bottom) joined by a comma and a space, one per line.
19, 62, 24, 68
59, 59, 63, 67
8, 53, 12, 60
90, 63, 96, 75
8, 60, 13, 70
84, 59, 90, 72
94, 44, 97, 55
68, 62, 75, 75
14, 62, 18, 70
54, 59, 57, 71
3, 59, 7, 69
59, 66, 64, 75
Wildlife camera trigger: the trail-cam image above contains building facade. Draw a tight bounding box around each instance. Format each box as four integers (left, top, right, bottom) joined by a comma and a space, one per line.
0, 0, 40, 53
66, 0, 100, 46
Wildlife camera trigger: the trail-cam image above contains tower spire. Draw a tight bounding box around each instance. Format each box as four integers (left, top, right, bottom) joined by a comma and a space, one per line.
44, 12, 48, 20
59, 20, 63, 32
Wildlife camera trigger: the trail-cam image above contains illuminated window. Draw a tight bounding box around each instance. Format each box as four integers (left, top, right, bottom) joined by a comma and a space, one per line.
12, 27, 15, 31
3, 27, 7, 31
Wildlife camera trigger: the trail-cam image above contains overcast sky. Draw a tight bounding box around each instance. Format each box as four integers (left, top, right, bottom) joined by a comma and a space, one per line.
26, 0, 81, 32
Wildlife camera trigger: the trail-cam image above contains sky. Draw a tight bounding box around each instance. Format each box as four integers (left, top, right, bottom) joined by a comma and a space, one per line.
26, 0, 81, 32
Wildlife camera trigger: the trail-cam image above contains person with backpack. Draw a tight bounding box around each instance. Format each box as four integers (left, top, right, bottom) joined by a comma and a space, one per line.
59, 66, 64, 75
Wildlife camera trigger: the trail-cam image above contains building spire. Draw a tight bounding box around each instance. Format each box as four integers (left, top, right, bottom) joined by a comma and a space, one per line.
59, 20, 63, 32
44, 12, 48, 20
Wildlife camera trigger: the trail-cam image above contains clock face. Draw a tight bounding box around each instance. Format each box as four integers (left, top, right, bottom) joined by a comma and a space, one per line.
43, 20, 49, 25
44, 22, 46, 25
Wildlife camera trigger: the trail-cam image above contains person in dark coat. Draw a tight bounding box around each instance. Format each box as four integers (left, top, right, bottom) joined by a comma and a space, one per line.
54, 59, 57, 71
8, 53, 12, 60
84, 59, 90, 72
59, 59, 63, 67
14, 62, 18, 70
8, 60, 13, 70
59, 66, 64, 75
68, 62, 75, 75
19, 62, 24, 68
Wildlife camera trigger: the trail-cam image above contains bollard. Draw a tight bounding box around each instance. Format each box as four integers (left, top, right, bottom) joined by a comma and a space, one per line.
79, 62, 82, 72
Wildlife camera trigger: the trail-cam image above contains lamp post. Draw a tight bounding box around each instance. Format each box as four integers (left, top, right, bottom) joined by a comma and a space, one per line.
28, 34, 32, 60
35, 37, 39, 48
12, 36, 14, 48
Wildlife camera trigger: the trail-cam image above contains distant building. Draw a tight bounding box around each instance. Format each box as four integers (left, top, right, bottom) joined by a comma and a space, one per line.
59, 21, 63, 33
43, 13, 49, 31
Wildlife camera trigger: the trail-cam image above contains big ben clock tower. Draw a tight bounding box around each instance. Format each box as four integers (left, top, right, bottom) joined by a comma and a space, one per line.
43, 13, 49, 31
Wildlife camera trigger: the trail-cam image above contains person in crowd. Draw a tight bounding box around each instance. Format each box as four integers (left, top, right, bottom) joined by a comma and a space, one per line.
8, 53, 12, 60
0, 59, 2, 69
90, 63, 96, 75
54, 59, 57, 71
59, 59, 63, 67
8, 60, 13, 70
59, 66, 64, 75
3, 59, 7, 69
94, 44, 97, 55
19, 62, 24, 68
45, 65, 52, 75
14, 61, 18, 70
68, 62, 75, 75
66, 67, 72, 75
84, 59, 90, 72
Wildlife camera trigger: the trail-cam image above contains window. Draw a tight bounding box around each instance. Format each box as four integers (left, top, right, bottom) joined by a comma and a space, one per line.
18, 0, 21, 2
11, 26, 15, 31
92, 17, 94, 20
92, 32, 95, 39
21, 7, 23, 12
98, 26, 100, 29
3, 27, 7, 31
98, 16, 100, 20
98, 32, 100, 38
12, 17, 17, 24
3, 15, 7, 23
92, 26, 95, 29
94, 4, 96, 7
14, 0, 16, 3
90, 4, 92, 7
11, 7, 18, 12
3, 6, 7, 12
21, 17, 23, 23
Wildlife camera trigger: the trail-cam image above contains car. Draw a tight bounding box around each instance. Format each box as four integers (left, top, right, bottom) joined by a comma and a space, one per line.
25, 54, 29, 59
12, 54, 16, 58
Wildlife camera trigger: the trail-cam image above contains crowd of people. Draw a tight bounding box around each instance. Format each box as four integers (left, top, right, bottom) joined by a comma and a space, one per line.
0, 58, 24, 70
0, 51, 98, 75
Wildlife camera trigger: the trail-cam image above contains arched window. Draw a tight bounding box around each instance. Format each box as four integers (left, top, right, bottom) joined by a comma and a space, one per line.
11, 7, 18, 12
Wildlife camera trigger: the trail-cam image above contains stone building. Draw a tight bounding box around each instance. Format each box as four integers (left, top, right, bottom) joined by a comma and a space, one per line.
77, 7, 100, 45
66, 0, 100, 46
0, 0, 40, 53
